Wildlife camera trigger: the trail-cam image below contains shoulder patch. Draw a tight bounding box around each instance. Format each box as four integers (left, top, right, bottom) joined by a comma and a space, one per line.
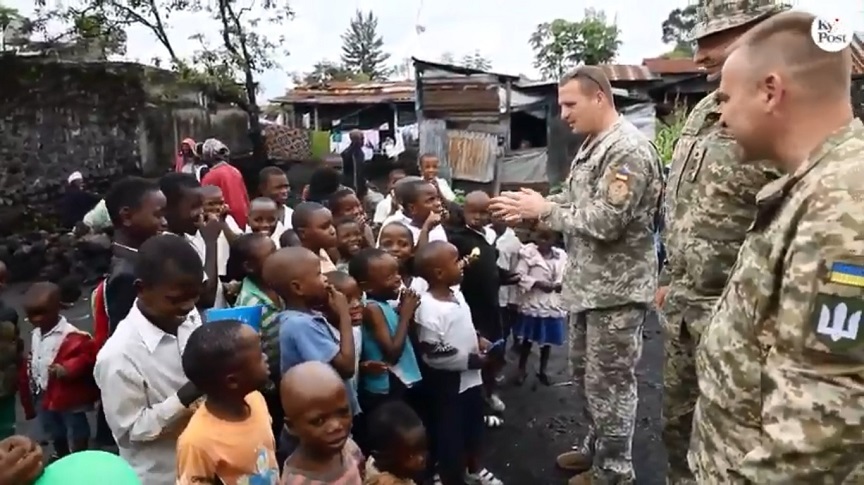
812, 293, 864, 350
828, 262, 864, 288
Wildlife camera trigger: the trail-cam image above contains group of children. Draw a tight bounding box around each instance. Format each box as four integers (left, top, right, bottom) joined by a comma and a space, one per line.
0, 153, 569, 485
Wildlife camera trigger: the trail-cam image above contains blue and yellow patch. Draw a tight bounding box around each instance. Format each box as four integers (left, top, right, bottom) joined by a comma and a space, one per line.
828, 262, 864, 288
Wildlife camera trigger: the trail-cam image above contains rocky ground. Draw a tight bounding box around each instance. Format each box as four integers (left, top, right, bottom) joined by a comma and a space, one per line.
3, 284, 666, 484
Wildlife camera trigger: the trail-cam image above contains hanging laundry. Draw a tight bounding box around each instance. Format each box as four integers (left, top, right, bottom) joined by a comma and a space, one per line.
361, 130, 380, 160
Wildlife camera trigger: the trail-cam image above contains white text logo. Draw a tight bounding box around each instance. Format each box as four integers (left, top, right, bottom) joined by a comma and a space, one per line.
811, 17, 853, 52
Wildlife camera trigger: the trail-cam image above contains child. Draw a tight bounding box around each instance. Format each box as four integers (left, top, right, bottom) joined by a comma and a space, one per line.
228, 233, 284, 443
378, 180, 445, 248
161, 173, 222, 309
95, 234, 205, 483
334, 217, 365, 272
103, 176, 167, 333
201, 185, 242, 281
23, 282, 98, 458
303, 165, 343, 204
247, 197, 281, 247
377, 176, 422, 230
349, 248, 421, 413
328, 188, 375, 248
279, 229, 302, 248
418, 154, 455, 202
0, 262, 31, 441
176, 320, 279, 484
513, 227, 566, 385
377, 222, 428, 300
373, 166, 407, 225
258, 166, 293, 240
446, 191, 513, 417
413, 241, 502, 485
291, 202, 339, 273
200, 138, 250, 228
280, 361, 364, 484
324, 271, 372, 449
365, 401, 428, 485
263, 247, 359, 454
491, 219, 523, 350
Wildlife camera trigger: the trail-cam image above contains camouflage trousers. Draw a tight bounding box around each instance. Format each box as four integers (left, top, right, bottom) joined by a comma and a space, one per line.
568, 305, 646, 484
660, 312, 700, 485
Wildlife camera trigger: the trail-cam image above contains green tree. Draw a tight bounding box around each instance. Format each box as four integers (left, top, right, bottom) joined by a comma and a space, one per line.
461, 50, 492, 71
529, 9, 621, 80
340, 9, 391, 80
37, 0, 293, 165
296, 60, 367, 85
661, 5, 697, 57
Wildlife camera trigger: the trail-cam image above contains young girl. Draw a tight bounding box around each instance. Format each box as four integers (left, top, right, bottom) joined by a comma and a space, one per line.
329, 188, 375, 248
227, 233, 285, 447
334, 216, 365, 272
349, 249, 422, 413
513, 227, 567, 385
377, 222, 428, 301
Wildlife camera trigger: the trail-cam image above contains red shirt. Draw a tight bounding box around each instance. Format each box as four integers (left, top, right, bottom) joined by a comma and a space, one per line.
202, 163, 250, 228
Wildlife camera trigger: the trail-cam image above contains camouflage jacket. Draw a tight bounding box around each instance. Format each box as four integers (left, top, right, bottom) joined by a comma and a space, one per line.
690, 119, 864, 483
542, 117, 662, 312
660, 92, 778, 336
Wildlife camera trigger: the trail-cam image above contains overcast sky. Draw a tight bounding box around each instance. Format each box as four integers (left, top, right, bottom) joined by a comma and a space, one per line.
7, 0, 863, 101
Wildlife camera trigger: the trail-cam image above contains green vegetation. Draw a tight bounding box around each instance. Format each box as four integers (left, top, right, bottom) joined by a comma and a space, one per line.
655, 110, 687, 166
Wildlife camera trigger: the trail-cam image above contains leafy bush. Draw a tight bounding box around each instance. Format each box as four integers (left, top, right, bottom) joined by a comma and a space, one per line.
655, 110, 687, 166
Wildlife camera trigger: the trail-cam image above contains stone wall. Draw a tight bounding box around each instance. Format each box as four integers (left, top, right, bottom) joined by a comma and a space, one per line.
0, 55, 248, 282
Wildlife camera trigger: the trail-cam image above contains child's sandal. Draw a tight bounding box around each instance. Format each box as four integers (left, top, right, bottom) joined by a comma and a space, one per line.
484, 415, 504, 428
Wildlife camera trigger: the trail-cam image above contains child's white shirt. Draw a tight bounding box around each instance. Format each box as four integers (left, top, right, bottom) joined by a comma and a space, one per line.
217, 215, 242, 277
515, 244, 568, 318
434, 177, 456, 202
495, 227, 523, 307
373, 195, 395, 224
30, 316, 78, 393
414, 290, 482, 393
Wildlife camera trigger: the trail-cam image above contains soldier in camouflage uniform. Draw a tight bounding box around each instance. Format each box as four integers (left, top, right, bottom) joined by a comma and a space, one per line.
491, 66, 662, 485
689, 10, 864, 482
656, 1, 786, 483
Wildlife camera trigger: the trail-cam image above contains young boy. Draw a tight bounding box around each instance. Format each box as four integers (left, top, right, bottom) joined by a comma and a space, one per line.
328, 188, 375, 248
280, 361, 364, 484
413, 241, 502, 485
446, 191, 514, 415
263, 247, 358, 455
418, 154, 455, 202
377, 180, 444, 248
95, 234, 205, 484
103, 177, 167, 333
23, 282, 98, 459
373, 166, 408, 224
291, 202, 338, 273
161, 173, 222, 309
176, 320, 279, 484
333, 217, 364, 272
258, 166, 293, 239
247, 197, 280, 246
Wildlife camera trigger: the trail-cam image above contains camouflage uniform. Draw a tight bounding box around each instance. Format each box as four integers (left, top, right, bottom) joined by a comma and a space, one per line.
660, 3, 787, 483
689, 119, 864, 482
542, 117, 662, 483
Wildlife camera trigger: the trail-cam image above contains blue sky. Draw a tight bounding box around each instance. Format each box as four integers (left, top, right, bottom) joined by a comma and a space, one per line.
7, 0, 863, 101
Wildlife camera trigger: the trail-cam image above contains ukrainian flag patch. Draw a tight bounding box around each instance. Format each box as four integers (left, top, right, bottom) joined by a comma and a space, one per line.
828, 262, 864, 288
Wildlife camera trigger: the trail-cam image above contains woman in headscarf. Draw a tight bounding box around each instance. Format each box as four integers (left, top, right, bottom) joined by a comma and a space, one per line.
174, 138, 198, 175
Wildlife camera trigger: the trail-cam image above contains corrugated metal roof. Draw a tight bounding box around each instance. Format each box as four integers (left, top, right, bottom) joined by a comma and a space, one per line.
272, 81, 415, 105
594, 64, 657, 82
642, 57, 703, 74
412, 57, 521, 80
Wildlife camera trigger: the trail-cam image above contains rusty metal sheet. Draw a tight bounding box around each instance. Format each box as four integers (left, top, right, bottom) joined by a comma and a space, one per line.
447, 130, 496, 183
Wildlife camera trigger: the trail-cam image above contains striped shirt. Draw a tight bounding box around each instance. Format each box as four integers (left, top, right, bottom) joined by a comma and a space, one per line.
235, 278, 283, 380
280, 439, 363, 485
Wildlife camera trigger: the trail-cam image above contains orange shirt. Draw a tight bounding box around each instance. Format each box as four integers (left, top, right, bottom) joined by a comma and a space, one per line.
176, 391, 279, 485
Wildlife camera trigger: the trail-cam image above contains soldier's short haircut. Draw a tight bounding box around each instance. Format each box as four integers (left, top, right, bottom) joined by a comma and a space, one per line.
559, 66, 614, 103
730, 11, 851, 99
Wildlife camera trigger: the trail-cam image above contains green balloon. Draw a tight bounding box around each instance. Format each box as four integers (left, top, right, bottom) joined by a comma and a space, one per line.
35, 451, 140, 485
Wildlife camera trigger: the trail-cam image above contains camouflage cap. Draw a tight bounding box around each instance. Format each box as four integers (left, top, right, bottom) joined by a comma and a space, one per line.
690, 0, 791, 41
